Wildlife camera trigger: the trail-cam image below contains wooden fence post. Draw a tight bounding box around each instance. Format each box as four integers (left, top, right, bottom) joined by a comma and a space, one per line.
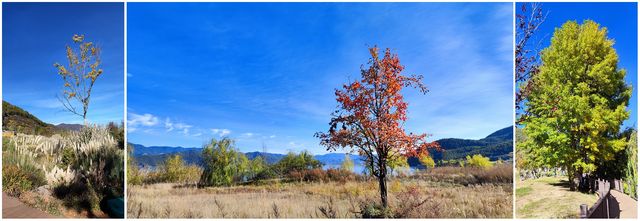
580, 204, 588, 218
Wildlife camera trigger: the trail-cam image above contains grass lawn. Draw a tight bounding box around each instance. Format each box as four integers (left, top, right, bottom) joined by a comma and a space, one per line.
516, 176, 598, 218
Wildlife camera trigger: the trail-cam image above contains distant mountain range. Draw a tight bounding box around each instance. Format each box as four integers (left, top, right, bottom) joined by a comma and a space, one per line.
130, 143, 364, 168
55, 123, 83, 131
130, 126, 513, 168
2, 101, 84, 136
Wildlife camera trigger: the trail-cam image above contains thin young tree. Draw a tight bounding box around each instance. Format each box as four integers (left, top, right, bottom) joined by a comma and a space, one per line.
516, 3, 547, 119
54, 34, 104, 125
315, 46, 440, 208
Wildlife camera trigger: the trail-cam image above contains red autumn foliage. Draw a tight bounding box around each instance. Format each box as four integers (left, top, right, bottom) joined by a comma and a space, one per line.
515, 3, 546, 116
315, 46, 440, 207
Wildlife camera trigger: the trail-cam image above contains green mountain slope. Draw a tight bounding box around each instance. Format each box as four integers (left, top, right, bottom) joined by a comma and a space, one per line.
428, 126, 513, 162
2, 100, 59, 136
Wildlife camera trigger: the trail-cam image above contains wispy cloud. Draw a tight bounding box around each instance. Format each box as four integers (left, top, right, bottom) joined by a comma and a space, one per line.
128, 113, 159, 127
211, 128, 231, 137
174, 122, 192, 135
165, 118, 174, 131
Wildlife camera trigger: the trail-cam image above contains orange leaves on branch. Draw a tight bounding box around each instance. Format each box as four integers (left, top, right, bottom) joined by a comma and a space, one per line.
316, 46, 440, 177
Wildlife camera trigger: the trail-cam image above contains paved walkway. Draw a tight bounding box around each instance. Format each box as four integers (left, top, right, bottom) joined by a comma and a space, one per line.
610, 190, 638, 218
2, 192, 57, 218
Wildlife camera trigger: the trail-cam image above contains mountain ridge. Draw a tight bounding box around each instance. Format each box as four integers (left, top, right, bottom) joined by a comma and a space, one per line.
131, 126, 513, 168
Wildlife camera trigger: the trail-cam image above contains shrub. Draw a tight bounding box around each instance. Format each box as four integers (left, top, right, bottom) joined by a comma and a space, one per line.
2, 146, 47, 196
419, 154, 435, 169
274, 151, 322, 175
287, 170, 305, 182
393, 185, 433, 218
341, 154, 354, 172
107, 122, 125, 149
3, 164, 36, 196
358, 201, 393, 218
255, 167, 278, 181
466, 154, 492, 169
304, 168, 328, 182
162, 155, 186, 183
326, 168, 355, 183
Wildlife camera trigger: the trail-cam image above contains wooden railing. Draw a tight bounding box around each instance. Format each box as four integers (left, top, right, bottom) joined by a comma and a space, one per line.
580, 179, 623, 218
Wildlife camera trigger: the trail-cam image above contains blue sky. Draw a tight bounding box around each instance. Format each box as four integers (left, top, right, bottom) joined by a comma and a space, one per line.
516, 2, 638, 129
3, 3, 124, 125
127, 3, 513, 154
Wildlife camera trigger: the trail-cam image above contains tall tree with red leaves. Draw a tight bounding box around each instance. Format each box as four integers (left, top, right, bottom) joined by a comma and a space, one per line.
315, 46, 440, 208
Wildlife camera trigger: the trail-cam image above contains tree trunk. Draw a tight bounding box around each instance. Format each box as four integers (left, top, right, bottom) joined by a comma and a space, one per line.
378, 169, 388, 208
568, 167, 577, 191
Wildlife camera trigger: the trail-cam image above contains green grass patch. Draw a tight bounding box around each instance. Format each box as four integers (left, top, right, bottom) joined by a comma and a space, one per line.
516, 186, 532, 197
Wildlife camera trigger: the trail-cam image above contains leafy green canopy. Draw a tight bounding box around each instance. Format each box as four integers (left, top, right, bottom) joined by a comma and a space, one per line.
520, 20, 631, 176
625, 132, 637, 198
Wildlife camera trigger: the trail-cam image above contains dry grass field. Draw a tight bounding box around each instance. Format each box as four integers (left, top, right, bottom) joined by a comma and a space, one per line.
127, 166, 513, 218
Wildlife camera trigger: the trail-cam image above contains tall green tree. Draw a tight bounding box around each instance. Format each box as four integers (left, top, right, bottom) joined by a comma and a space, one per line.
520, 20, 631, 190
199, 138, 247, 186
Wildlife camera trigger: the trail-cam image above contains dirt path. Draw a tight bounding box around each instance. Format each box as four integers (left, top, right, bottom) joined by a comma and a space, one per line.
2, 192, 57, 218
610, 190, 637, 218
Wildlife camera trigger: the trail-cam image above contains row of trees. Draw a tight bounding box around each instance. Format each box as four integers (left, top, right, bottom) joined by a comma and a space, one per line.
128, 136, 454, 187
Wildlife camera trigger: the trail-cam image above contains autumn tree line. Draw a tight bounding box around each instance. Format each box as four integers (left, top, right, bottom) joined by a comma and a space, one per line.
128, 137, 491, 187
127, 138, 364, 186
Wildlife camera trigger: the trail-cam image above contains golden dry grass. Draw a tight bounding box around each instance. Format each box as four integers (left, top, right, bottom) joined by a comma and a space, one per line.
127, 177, 512, 218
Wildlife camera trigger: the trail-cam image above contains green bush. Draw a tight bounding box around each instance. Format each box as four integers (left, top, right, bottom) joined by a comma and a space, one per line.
60, 147, 76, 168
3, 164, 33, 196
359, 201, 393, 218
2, 164, 45, 196
274, 151, 322, 175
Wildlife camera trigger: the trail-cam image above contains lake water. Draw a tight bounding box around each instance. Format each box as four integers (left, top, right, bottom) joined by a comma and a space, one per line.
323, 164, 418, 175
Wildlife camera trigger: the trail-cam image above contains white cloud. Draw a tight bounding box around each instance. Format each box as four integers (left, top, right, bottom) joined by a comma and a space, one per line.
128, 113, 159, 127
211, 128, 231, 137
127, 73, 133, 77
269, 135, 276, 139
193, 133, 202, 137
288, 141, 304, 148
242, 132, 254, 137
165, 118, 174, 132
174, 123, 192, 135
